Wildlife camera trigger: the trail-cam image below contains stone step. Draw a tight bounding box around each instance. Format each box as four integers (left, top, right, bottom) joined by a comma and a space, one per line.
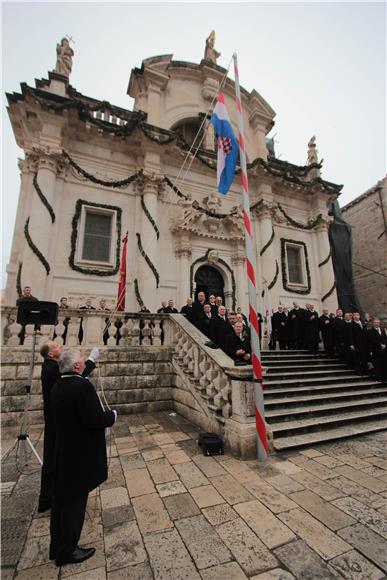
265, 396, 387, 420
268, 406, 387, 437
266, 364, 347, 373
272, 418, 387, 450
263, 358, 342, 367
264, 386, 387, 406
261, 350, 314, 355
264, 375, 370, 387
264, 381, 385, 398
266, 368, 351, 377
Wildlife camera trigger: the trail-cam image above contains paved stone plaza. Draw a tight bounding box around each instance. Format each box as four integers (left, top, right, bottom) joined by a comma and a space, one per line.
1, 413, 387, 579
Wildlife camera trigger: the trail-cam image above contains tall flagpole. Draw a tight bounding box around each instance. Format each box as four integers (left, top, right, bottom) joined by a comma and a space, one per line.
233, 53, 268, 461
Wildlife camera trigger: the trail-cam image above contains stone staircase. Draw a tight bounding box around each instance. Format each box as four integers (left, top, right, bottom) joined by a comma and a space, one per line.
262, 349, 387, 451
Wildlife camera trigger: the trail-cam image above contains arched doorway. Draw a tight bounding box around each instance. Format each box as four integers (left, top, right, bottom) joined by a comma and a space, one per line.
194, 265, 224, 300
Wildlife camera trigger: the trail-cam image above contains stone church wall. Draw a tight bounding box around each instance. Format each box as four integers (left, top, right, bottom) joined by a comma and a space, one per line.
342, 178, 387, 323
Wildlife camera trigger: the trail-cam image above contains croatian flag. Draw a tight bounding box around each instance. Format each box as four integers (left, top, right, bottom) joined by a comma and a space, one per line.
210, 93, 239, 195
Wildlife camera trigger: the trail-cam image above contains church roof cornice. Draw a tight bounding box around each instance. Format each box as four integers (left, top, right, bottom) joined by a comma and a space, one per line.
6, 80, 342, 196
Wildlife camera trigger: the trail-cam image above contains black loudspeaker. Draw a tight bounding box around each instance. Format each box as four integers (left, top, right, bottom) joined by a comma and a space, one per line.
198, 432, 224, 456
17, 301, 59, 326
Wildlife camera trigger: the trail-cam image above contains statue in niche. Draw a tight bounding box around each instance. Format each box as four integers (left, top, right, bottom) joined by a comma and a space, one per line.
204, 31, 221, 64
307, 136, 318, 165
55, 37, 74, 77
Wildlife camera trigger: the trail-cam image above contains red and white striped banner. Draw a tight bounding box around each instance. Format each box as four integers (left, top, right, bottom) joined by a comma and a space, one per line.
233, 53, 269, 461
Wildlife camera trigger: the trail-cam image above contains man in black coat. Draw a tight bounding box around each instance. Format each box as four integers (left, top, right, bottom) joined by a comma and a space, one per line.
272, 306, 289, 350
304, 304, 320, 354
367, 318, 387, 382
288, 302, 306, 349
319, 309, 335, 356
192, 291, 207, 327
332, 308, 345, 360
181, 298, 195, 323
213, 305, 233, 350
163, 299, 178, 314
38, 342, 98, 513
224, 321, 251, 364
351, 312, 369, 373
50, 349, 116, 566
198, 303, 216, 342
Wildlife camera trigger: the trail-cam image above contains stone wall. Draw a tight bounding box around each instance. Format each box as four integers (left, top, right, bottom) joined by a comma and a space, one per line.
0, 346, 176, 428
342, 178, 387, 323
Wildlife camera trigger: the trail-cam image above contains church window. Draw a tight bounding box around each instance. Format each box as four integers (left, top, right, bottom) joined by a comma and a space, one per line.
286, 244, 304, 284
280, 238, 311, 295
172, 119, 204, 148
77, 205, 117, 267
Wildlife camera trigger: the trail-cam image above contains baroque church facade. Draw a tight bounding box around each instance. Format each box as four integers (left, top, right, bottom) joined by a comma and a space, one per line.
5, 37, 342, 313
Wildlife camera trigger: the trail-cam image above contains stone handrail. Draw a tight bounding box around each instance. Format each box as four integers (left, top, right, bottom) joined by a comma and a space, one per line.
0, 307, 169, 348
163, 314, 254, 423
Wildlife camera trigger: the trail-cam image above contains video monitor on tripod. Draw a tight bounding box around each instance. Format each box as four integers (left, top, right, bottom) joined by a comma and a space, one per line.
17, 301, 59, 326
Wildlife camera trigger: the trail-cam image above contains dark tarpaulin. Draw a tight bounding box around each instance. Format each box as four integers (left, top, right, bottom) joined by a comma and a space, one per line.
328, 200, 362, 313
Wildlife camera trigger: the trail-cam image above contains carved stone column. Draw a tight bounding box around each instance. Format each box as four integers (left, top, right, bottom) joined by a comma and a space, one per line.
231, 247, 247, 313
175, 237, 192, 307
315, 220, 337, 311
256, 192, 277, 300
135, 174, 164, 310
21, 149, 63, 298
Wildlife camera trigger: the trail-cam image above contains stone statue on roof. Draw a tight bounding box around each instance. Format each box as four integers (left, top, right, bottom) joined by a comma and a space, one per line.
307, 136, 318, 165
204, 31, 221, 64
55, 37, 74, 77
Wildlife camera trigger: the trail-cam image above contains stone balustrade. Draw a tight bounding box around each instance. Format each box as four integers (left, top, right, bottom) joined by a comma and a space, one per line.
1, 307, 167, 348
0, 308, 266, 458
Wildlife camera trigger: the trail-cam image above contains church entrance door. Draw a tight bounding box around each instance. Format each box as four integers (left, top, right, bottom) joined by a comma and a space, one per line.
194, 265, 224, 301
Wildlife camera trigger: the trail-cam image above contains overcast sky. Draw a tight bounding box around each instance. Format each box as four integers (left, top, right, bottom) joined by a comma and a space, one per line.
2, 1, 386, 287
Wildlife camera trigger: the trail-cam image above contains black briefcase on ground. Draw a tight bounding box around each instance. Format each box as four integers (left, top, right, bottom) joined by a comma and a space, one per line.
198, 432, 223, 456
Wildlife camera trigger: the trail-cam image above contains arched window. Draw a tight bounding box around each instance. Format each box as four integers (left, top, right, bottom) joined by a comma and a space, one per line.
172, 118, 204, 148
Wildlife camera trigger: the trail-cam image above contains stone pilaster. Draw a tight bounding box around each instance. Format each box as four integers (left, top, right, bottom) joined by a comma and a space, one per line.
231, 247, 247, 312
135, 173, 164, 310
175, 237, 192, 307
255, 187, 277, 302
315, 219, 337, 311
20, 149, 64, 299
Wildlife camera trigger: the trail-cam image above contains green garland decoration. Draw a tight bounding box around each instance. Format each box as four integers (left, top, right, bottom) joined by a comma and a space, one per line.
16, 262, 22, 297
63, 150, 143, 188
280, 238, 311, 295
318, 251, 331, 268
322, 282, 336, 302
69, 199, 122, 276
136, 233, 160, 288
164, 176, 188, 199
277, 203, 323, 230
189, 249, 236, 310
268, 260, 279, 290
141, 196, 160, 239
33, 174, 56, 223
260, 225, 275, 256
24, 217, 50, 275
134, 278, 145, 308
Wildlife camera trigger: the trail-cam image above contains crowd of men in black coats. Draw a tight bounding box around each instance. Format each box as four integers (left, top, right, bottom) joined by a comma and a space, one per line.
270, 302, 387, 383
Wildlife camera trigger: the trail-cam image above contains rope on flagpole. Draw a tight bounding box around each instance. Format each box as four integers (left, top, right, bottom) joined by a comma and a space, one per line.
233, 53, 268, 462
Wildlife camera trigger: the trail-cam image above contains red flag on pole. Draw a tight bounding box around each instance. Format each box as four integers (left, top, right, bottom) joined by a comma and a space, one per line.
116, 232, 128, 311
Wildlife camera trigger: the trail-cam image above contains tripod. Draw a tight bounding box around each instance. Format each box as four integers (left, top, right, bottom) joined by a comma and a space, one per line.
1, 330, 43, 468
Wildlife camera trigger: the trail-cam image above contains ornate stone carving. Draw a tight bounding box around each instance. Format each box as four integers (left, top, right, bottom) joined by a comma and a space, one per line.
134, 172, 165, 196
24, 147, 67, 176
202, 77, 220, 101
55, 37, 74, 77
204, 31, 220, 63
171, 196, 244, 241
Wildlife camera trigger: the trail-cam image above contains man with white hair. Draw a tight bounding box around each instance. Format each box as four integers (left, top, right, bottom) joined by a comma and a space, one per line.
38, 342, 99, 513
49, 349, 116, 567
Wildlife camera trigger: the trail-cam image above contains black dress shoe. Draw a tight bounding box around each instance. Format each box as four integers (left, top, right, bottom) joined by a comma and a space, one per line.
56, 547, 96, 566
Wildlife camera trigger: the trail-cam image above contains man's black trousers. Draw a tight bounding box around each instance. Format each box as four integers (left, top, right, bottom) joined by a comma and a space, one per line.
50, 493, 88, 559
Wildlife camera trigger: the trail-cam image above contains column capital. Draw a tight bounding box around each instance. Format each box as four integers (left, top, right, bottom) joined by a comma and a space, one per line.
25, 146, 67, 176
134, 172, 165, 196
175, 240, 192, 258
